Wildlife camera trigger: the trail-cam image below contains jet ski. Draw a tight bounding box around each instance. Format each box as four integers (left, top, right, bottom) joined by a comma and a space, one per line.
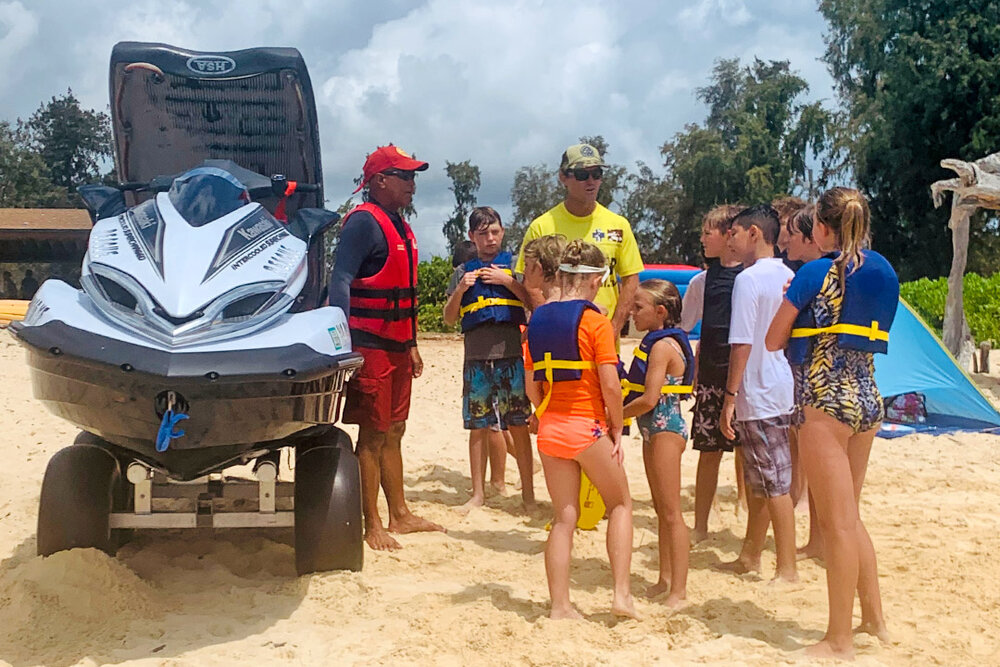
9, 43, 365, 574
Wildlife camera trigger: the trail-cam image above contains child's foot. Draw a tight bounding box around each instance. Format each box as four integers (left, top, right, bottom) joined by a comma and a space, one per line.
796, 541, 824, 561
521, 496, 537, 513
489, 480, 508, 497
549, 605, 584, 620
715, 557, 761, 575
458, 495, 484, 515
690, 528, 709, 545
768, 570, 800, 586
800, 639, 855, 661
611, 594, 639, 620
663, 592, 688, 611
643, 580, 670, 599
855, 620, 891, 643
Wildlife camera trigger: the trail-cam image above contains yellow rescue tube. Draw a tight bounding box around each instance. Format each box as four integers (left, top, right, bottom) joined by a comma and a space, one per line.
576, 470, 606, 530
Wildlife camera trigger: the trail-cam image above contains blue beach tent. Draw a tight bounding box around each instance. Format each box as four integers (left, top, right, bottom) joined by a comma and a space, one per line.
874, 300, 1000, 436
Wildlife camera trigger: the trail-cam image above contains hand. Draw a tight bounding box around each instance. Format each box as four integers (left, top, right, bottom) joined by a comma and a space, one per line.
528, 413, 539, 434
409, 346, 423, 378
783, 276, 792, 295
720, 396, 736, 441
458, 270, 479, 293
478, 266, 511, 287
609, 426, 624, 465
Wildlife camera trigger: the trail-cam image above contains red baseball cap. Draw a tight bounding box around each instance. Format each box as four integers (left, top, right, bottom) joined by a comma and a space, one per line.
353, 144, 429, 193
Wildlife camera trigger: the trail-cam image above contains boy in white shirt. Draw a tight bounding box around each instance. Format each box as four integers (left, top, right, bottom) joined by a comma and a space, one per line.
719, 204, 798, 583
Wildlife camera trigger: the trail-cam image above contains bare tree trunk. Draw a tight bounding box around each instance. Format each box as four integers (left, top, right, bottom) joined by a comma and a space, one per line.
943, 201, 972, 356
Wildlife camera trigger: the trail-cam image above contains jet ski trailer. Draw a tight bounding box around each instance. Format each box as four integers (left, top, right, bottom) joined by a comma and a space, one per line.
9, 43, 365, 574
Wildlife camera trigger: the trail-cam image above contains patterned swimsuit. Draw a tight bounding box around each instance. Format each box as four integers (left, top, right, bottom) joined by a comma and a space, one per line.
797, 263, 884, 433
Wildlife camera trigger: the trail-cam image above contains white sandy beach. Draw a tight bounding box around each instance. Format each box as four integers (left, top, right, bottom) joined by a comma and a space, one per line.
0, 334, 999, 665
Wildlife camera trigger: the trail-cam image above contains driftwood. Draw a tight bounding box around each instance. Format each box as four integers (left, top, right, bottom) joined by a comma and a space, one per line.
931, 153, 1000, 361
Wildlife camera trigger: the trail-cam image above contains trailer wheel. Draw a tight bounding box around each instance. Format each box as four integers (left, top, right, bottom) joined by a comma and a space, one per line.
37, 444, 122, 556
294, 428, 363, 574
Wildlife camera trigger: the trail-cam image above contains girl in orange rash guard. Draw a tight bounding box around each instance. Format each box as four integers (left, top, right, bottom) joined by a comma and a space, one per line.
525, 239, 636, 621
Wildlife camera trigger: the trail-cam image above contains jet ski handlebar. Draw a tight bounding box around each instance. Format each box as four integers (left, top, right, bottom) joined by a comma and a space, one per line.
116, 173, 320, 199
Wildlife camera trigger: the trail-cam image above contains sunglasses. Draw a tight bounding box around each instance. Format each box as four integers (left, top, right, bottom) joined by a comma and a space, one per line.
565, 167, 604, 182
382, 169, 417, 182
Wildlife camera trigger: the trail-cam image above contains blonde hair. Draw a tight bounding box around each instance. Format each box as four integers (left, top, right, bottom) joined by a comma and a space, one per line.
558, 239, 607, 290
702, 204, 743, 233
639, 279, 681, 327
522, 234, 567, 280
816, 187, 870, 275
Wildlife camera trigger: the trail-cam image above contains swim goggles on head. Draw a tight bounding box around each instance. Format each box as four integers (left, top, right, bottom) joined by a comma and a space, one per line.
558, 263, 610, 281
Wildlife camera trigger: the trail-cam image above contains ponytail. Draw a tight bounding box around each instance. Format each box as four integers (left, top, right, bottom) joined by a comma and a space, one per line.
816, 187, 871, 276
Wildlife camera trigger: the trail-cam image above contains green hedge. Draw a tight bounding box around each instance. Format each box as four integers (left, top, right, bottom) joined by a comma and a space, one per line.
900, 273, 1000, 345
417, 256, 459, 333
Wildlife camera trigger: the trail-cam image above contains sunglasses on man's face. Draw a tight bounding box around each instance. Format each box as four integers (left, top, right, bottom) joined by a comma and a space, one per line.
382, 169, 417, 182
565, 167, 604, 182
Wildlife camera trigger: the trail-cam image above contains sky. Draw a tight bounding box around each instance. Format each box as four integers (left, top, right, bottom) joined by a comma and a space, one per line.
0, 0, 837, 257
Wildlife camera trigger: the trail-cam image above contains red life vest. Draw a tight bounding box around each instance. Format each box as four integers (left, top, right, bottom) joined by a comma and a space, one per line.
344, 202, 418, 345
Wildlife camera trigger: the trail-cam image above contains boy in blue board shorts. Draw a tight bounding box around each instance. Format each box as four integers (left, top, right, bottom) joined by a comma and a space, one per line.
444, 207, 535, 511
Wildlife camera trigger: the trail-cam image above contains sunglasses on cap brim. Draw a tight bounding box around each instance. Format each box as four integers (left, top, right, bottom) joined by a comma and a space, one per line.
564, 167, 604, 181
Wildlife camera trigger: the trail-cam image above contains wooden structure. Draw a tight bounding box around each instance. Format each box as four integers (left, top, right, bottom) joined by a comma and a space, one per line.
0, 208, 92, 299
931, 153, 1000, 363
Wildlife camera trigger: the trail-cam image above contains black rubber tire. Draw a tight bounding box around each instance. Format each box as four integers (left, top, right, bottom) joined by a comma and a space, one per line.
294, 428, 363, 574
37, 444, 122, 556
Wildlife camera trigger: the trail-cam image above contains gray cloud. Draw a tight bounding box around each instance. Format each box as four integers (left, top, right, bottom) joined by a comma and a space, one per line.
0, 0, 835, 257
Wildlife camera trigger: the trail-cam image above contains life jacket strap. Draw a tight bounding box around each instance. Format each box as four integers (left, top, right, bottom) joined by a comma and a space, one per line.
790, 320, 889, 342
622, 380, 694, 395
459, 296, 524, 317
534, 352, 596, 417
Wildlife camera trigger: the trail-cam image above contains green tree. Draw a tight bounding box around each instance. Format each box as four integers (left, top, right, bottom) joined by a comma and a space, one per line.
820, 0, 1000, 279
21, 90, 112, 204
0, 121, 65, 207
442, 160, 481, 255
646, 58, 834, 263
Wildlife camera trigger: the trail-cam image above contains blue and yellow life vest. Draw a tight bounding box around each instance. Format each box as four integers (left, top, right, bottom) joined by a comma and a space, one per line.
458, 251, 526, 333
622, 328, 696, 404
527, 300, 600, 416
787, 249, 899, 365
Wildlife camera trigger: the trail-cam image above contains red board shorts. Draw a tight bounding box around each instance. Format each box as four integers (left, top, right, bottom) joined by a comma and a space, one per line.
342, 346, 413, 432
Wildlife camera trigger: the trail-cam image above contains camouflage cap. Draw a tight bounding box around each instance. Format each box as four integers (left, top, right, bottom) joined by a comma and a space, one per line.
560, 143, 607, 171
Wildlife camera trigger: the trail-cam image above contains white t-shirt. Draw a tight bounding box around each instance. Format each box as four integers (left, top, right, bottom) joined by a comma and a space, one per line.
680, 269, 706, 333
728, 257, 795, 422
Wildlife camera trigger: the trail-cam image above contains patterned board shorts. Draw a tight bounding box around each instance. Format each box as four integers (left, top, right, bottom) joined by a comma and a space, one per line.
462, 357, 532, 430
735, 414, 792, 498
691, 384, 740, 452
637, 394, 688, 442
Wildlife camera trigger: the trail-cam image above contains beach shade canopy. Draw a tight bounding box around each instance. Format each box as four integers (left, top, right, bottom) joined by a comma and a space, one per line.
874, 299, 1000, 437
637, 264, 702, 339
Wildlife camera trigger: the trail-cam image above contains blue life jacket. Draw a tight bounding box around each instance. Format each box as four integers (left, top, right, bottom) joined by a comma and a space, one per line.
459, 251, 526, 333
787, 249, 899, 365
527, 300, 601, 415
622, 328, 696, 405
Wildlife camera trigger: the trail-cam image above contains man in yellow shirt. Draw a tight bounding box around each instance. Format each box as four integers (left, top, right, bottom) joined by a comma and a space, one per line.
515, 143, 644, 334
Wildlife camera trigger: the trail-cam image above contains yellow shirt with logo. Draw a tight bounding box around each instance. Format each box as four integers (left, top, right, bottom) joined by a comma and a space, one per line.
515, 202, 644, 316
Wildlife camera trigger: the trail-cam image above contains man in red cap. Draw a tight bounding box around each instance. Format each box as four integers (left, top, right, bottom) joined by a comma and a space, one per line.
330, 145, 444, 551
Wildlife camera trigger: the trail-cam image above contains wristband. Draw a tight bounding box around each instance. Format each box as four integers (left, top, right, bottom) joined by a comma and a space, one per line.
724, 389, 738, 397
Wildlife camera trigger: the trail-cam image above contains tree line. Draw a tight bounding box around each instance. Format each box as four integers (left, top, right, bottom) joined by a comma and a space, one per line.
2, 4, 998, 281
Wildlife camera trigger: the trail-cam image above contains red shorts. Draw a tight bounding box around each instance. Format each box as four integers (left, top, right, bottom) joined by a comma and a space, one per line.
342, 346, 413, 432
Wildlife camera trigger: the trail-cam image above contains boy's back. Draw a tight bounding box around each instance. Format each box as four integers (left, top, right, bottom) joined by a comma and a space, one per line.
728, 257, 794, 421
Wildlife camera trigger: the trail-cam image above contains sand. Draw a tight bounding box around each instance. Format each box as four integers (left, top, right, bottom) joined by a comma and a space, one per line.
0, 333, 999, 665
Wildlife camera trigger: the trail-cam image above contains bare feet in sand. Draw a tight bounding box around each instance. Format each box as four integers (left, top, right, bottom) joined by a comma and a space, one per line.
611, 594, 639, 620
489, 480, 508, 497
855, 620, 891, 643
365, 526, 402, 551
796, 541, 824, 561
715, 557, 761, 575
643, 580, 670, 599
767, 572, 800, 587
801, 639, 855, 661
690, 528, 709, 545
388, 513, 446, 535
457, 496, 484, 516
549, 605, 584, 620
